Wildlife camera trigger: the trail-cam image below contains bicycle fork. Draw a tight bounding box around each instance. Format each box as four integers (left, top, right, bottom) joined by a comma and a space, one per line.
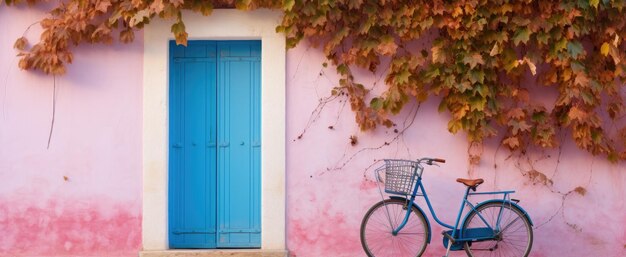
390, 198, 414, 235
390, 197, 455, 257
390, 183, 424, 235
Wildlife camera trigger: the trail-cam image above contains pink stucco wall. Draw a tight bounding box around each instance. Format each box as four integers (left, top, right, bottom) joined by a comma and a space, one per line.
0, 7, 143, 256
285, 43, 626, 257
1, 6, 626, 257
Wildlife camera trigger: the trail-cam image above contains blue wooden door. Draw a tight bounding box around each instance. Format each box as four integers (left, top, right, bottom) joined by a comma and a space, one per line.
169, 41, 261, 249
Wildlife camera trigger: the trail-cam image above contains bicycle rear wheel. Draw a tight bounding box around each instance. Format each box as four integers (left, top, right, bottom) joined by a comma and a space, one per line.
360, 199, 429, 257
462, 202, 533, 257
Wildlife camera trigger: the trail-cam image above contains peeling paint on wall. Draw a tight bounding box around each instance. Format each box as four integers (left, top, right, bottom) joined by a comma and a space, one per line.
0, 197, 140, 256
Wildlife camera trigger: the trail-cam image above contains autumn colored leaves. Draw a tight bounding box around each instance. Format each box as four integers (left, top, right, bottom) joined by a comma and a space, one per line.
5, 0, 626, 162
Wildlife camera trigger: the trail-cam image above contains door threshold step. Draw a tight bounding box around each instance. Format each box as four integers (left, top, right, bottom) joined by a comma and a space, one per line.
139, 249, 288, 257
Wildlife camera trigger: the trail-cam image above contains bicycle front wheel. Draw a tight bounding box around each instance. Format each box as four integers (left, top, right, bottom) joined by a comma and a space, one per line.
360, 199, 429, 257
462, 202, 533, 257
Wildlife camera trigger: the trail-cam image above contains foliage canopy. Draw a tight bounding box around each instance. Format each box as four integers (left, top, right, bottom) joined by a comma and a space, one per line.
4, 0, 626, 162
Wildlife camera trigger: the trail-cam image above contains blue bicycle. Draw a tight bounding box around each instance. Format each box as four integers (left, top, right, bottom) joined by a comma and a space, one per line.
360, 158, 533, 257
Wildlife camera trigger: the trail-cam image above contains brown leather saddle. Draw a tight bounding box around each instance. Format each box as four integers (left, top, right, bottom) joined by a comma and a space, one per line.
456, 178, 484, 190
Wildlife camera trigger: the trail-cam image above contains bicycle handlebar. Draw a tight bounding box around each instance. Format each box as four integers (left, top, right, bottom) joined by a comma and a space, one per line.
418, 157, 446, 165
433, 158, 446, 163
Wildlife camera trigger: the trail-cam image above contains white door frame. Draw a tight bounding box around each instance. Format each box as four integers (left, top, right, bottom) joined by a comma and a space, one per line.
141, 9, 286, 250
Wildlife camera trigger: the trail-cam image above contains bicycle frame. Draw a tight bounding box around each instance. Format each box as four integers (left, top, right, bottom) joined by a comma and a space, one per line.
389, 165, 516, 243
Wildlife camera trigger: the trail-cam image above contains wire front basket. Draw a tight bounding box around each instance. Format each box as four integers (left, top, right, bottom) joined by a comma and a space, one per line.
375, 159, 422, 195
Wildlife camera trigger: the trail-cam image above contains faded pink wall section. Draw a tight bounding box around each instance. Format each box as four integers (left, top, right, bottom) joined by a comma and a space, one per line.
285, 42, 626, 256
2, 6, 626, 257
0, 7, 142, 257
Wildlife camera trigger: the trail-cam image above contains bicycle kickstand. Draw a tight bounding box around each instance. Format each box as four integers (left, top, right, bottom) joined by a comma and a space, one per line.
443, 240, 452, 257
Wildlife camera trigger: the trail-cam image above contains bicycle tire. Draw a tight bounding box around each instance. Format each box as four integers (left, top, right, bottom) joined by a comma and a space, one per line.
462, 202, 533, 257
360, 199, 429, 257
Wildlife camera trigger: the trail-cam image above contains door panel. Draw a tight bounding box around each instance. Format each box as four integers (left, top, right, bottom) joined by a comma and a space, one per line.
169, 41, 218, 248
217, 42, 261, 248
169, 41, 261, 249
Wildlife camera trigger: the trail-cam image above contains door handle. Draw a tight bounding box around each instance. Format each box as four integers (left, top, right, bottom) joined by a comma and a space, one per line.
172, 143, 183, 148
219, 142, 230, 147
207, 141, 216, 147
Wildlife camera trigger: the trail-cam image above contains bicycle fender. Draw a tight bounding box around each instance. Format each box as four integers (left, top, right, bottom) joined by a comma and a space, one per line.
461, 199, 534, 227
389, 196, 432, 243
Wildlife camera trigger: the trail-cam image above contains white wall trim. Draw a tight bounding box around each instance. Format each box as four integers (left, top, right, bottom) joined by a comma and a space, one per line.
142, 9, 286, 250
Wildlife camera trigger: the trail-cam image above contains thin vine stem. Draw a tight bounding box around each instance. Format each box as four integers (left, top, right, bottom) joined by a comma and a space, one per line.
325, 101, 421, 174
47, 75, 57, 149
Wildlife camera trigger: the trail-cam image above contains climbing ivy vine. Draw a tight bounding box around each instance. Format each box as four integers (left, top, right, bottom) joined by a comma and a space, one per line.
3, 0, 626, 162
